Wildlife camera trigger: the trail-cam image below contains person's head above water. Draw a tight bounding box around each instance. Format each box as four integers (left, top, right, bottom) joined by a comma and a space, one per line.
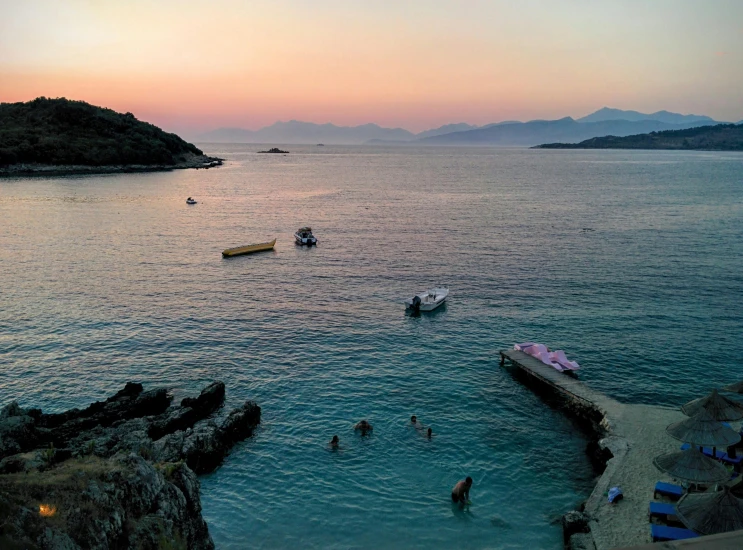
354, 420, 372, 430
427, 427, 432, 437
411, 415, 417, 423
465, 477, 473, 487
331, 435, 339, 444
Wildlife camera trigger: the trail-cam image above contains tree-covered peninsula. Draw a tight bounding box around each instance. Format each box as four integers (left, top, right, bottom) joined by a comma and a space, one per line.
0, 97, 220, 175
534, 123, 743, 151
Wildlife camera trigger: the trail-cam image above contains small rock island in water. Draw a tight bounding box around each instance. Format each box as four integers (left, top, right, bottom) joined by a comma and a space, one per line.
0, 381, 260, 548
258, 147, 289, 154
0, 97, 222, 176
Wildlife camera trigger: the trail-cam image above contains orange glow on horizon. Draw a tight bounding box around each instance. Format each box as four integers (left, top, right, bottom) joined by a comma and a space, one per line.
1, 1, 742, 133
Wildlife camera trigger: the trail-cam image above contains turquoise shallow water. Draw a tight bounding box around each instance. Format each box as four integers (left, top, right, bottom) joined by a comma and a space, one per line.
1, 146, 742, 548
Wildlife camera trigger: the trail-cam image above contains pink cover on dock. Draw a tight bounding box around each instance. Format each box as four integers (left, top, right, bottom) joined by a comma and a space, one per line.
513, 343, 581, 371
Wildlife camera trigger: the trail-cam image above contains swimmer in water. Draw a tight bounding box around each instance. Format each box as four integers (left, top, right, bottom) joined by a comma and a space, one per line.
354, 420, 373, 433
329, 435, 339, 448
451, 477, 473, 505
427, 427, 432, 438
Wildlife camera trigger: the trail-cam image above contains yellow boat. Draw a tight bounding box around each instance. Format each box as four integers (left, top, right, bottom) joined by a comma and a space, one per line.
222, 238, 276, 258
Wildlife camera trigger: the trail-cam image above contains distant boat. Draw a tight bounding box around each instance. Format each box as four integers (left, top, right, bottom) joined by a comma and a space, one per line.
405, 287, 448, 312
317, 143, 325, 146
186, 197, 197, 205
222, 239, 276, 258
294, 227, 317, 246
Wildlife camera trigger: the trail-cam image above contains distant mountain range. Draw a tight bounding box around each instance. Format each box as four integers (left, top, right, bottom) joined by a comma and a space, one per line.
417, 117, 721, 146
197, 121, 415, 145
196, 108, 732, 147
575, 107, 715, 125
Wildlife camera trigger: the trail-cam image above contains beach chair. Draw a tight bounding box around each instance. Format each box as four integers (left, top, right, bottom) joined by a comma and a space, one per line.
650, 524, 698, 542
679, 443, 742, 471
680, 442, 717, 457
721, 452, 743, 470
653, 481, 683, 500
648, 501, 677, 522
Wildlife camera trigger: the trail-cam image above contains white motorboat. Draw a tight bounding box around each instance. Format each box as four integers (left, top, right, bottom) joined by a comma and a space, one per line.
294, 226, 317, 245
405, 287, 448, 312
186, 197, 197, 205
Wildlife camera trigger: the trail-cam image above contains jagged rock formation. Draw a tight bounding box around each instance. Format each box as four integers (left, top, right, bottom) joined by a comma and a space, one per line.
0, 381, 260, 549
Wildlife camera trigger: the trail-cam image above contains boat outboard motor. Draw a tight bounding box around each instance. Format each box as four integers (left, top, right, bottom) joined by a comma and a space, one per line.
411, 295, 422, 312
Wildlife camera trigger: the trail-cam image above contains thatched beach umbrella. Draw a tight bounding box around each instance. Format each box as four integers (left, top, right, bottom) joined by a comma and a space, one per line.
722, 381, 743, 394
675, 485, 743, 535
682, 389, 743, 421
666, 409, 741, 448
653, 445, 730, 484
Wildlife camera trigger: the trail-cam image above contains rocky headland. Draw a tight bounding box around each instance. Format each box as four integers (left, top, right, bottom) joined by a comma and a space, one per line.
534, 123, 743, 151
0, 381, 260, 549
0, 98, 223, 177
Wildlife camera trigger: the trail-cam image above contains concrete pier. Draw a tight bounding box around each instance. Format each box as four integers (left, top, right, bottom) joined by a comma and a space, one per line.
498, 350, 743, 549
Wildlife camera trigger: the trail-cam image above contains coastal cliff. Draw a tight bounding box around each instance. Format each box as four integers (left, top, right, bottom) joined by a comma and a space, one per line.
0, 98, 222, 176
0, 381, 260, 549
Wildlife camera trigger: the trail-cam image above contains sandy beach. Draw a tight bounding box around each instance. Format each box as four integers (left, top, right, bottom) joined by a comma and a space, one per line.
585, 402, 686, 548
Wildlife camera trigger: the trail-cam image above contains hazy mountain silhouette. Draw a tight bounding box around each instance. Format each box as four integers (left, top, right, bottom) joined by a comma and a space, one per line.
198, 120, 414, 144
196, 107, 724, 146
415, 123, 479, 139
418, 117, 720, 146
577, 107, 715, 125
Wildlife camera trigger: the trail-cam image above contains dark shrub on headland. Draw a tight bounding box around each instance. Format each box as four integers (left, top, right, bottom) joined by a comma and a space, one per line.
0, 97, 203, 166
535, 123, 743, 151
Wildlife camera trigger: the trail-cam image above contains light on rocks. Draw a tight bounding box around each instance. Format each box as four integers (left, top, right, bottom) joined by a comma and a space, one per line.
39, 504, 57, 517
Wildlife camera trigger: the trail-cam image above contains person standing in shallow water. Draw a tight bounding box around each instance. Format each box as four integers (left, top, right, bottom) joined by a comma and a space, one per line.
451, 477, 472, 505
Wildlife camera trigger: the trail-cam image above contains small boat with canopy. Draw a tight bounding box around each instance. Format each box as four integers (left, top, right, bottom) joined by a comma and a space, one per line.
294, 227, 317, 246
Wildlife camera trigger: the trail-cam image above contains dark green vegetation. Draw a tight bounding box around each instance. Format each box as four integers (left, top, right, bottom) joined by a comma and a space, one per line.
535, 123, 743, 151
0, 97, 204, 166
258, 147, 289, 153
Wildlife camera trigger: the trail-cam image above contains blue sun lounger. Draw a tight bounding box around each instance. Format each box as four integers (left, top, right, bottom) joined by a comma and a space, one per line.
680, 443, 743, 468
653, 482, 683, 500
648, 501, 677, 521
651, 524, 698, 542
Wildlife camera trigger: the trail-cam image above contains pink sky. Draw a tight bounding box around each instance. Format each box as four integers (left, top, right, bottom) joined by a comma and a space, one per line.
1, 1, 742, 135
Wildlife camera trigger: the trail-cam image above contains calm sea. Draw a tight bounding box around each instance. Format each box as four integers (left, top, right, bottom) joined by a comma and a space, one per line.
1, 146, 742, 549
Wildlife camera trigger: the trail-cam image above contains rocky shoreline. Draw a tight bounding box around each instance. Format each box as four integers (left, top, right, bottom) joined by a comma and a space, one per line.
0, 153, 223, 178
0, 381, 260, 549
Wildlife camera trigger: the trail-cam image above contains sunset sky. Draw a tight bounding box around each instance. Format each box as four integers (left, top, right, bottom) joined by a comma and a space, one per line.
1, 0, 742, 134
